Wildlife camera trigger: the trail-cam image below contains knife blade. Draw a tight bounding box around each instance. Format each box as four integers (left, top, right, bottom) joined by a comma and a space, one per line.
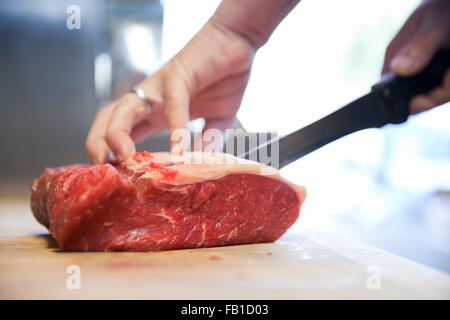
239, 50, 450, 169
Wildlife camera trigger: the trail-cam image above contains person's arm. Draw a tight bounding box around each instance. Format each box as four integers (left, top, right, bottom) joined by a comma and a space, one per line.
86, 0, 300, 163
382, 0, 450, 114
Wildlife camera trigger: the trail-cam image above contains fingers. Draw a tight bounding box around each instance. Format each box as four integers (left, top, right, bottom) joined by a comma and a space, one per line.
163, 76, 190, 154
85, 94, 152, 164
129, 121, 157, 145
382, 1, 450, 114
409, 95, 436, 114
382, 9, 419, 74
390, 31, 444, 76
410, 89, 450, 114
130, 105, 168, 144
85, 105, 114, 164
104, 94, 149, 162
385, 0, 450, 77
410, 68, 450, 113
86, 67, 192, 163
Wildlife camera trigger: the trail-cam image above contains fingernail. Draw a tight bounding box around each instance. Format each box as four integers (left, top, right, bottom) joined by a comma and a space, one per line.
391, 55, 414, 72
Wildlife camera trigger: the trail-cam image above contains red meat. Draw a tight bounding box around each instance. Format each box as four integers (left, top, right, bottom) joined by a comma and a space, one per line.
30, 152, 306, 251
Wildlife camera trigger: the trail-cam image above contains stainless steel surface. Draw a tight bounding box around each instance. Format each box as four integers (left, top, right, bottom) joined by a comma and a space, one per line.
0, 0, 165, 186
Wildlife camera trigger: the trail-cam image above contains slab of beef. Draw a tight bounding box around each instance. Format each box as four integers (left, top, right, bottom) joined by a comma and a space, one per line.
30, 152, 306, 251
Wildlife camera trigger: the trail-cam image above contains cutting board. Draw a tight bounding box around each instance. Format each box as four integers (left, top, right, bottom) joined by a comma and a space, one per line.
1, 201, 449, 299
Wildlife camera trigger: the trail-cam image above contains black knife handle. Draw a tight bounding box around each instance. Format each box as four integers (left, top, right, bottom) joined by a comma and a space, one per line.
371, 49, 450, 124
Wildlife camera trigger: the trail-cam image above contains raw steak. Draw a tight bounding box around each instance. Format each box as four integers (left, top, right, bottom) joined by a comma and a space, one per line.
30, 152, 306, 251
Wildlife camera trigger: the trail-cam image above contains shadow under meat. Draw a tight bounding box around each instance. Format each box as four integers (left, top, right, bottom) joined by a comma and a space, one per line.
35, 233, 59, 250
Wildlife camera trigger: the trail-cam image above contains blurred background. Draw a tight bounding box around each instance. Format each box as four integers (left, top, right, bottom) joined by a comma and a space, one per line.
0, 0, 449, 273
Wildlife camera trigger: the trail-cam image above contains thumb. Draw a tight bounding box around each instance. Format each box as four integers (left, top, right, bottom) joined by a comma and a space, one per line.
390, 30, 444, 76
163, 76, 190, 154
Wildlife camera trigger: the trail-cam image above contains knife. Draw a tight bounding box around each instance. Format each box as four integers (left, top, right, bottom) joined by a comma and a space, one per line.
239, 50, 450, 169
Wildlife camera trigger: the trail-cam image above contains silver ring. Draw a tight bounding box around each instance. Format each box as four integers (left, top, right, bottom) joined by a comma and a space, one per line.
130, 87, 153, 113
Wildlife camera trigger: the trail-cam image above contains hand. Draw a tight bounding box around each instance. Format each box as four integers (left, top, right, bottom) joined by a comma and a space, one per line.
86, 0, 300, 164
382, 0, 450, 114
86, 18, 254, 164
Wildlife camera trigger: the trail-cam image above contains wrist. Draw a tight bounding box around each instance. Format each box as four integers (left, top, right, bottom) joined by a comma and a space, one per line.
211, 0, 300, 49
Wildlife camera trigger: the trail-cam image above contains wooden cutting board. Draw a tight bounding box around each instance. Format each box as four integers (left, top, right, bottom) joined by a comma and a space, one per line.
1, 201, 449, 299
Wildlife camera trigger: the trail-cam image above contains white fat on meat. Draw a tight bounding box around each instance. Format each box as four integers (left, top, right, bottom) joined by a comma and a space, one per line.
122, 152, 307, 203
